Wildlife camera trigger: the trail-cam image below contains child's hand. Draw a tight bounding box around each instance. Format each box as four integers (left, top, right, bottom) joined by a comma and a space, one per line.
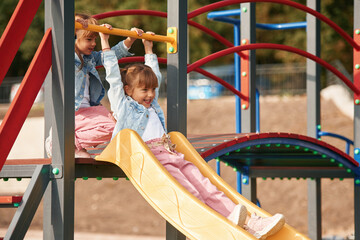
100, 23, 112, 51
124, 27, 144, 49
75, 18, 88, 37
142, 31, 154, 54
99, 24, 112, 41
76, 18, 88, 28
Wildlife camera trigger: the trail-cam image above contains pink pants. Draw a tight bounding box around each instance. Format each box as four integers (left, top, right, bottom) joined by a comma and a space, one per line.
74, 105, 115, 150
146, 137, 236, 217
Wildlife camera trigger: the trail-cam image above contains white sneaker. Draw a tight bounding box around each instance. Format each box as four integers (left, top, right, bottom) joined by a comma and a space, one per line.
45, 128, 52, 158
244, 213, 285, 239
75, 149, 91, 158
45, 127, 91, 158
227, 204, 248, 227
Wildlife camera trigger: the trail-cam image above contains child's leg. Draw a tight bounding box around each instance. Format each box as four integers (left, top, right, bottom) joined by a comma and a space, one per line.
162, 163, 205, 203
148, 140, 285, 238
74, 105, 115, 150
172, 157, 285, 239
45, 106, 115, 158
149, 143, 236, 217
176, 157, 236, 217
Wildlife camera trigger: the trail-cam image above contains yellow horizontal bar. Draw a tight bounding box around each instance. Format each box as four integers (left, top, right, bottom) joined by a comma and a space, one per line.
75, 22, 175, 44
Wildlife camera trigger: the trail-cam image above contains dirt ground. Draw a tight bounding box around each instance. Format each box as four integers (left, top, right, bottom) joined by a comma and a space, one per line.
0, 95, 355, 238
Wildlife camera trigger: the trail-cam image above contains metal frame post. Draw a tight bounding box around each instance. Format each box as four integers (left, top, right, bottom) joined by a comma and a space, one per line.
44, 0, 52, 158
166, 0, 187, 239
354, 1, 360, 239
355, 181, 360, 239
43, 0, 75, 239
306, 0, 321, 140
5, 165, 50, 240
237, 3, 256, 133
307, 178, 321, 240
240, 2, 257, 203
241, 173, 257, 204
306, 1, 322, 239
166, 0, 188, 135
240, 3, 256, 134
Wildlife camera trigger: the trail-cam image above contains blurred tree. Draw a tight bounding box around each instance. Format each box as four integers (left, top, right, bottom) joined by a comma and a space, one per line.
0, 0, 355, 80
0, 0, 44, 77
256, 0, 353, 73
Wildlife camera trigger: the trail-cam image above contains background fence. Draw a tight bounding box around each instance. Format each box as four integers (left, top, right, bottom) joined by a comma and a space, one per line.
0, 61, 351, 103
186, 63, 307, 98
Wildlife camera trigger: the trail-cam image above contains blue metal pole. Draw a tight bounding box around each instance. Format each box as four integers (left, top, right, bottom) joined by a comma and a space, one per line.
234, 24, 241, 133
256, 88, 260, 133
237, 171, 242, 193
208, 9, 306, 30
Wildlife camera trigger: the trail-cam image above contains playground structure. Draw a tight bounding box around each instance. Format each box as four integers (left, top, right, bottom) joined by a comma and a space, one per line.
1, 0, 360, 240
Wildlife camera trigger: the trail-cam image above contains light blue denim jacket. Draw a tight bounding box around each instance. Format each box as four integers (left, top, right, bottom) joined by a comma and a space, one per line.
74, 41, 132, 111
102, 50, 166, 139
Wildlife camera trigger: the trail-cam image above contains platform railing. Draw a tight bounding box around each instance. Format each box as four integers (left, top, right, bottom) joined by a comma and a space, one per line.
317, 128, 354, 155
0, 29, 52, 172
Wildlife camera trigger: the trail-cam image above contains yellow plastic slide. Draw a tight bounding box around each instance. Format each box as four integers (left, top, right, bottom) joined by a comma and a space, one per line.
95, 129, 309, 240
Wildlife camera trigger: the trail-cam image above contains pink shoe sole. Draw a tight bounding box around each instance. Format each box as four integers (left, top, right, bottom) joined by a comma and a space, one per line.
227, 204, 248, 227
253, 214, 285, 240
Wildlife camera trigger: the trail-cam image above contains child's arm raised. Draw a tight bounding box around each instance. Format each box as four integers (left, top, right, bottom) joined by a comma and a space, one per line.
99, 23, 112, 51
102, 50, 126, 119
94, 27, 142, 66
124, 27, 144, 49
104, 27, 143, 63
143, 32, 162, 100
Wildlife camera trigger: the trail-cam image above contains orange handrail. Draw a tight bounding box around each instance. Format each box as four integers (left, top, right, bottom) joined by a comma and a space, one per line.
75, 22, 175, 44
75, 22, 177, 53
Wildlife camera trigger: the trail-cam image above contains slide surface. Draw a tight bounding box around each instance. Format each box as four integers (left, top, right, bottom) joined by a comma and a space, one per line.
96, 129, 309, 240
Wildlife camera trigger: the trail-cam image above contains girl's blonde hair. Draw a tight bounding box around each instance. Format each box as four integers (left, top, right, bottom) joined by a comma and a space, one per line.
120, 63, 158, 92
75, 13, 98, 69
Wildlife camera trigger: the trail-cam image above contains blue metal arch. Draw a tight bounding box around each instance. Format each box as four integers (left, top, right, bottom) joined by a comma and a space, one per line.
207, 9, 307, 30
203, 137, 359, 176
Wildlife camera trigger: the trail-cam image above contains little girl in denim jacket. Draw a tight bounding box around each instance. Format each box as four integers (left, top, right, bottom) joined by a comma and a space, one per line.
102, 33, 285, 239
46, 13, 143, 158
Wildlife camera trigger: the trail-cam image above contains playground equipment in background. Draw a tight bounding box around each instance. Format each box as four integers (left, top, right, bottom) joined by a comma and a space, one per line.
206, 7, 357, 193
188, 78, 224, 100
1, 1, 360, 240
207, 8, 306, 133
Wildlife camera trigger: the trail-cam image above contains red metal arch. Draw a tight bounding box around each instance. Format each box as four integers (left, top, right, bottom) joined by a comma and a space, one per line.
97, 56, 247, 100
188, 132, 359, 167
188, 0, 359, 50
187, 43, 360, 95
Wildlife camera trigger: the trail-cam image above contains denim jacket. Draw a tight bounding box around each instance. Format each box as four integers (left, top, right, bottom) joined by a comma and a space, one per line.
74, 40, 132, 111
102, 50, 166, 139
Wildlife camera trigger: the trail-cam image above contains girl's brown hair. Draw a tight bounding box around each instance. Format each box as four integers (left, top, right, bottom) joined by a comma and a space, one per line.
120, 63, 158, 92
75, 13, 99, 69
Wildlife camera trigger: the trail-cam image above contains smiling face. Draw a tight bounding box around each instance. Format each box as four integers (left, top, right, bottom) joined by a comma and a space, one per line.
121, 63, 159, 108
125, 85, 156, 108
75, 13, 98, 56
75, 35, 97, 55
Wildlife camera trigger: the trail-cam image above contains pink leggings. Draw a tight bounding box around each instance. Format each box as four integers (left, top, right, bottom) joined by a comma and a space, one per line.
146, 137, 236, 217
74, 105, 115, 150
